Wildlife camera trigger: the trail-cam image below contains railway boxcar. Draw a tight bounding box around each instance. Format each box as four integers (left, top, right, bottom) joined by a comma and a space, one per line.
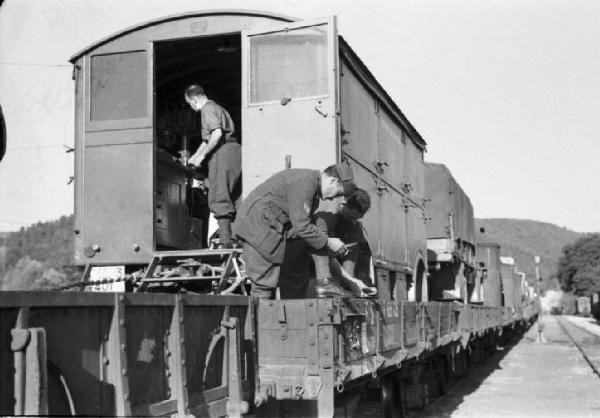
70, 9, 427, 297
424, 162, 475, 303
0, 9, 539, 418
475, 242, 503, 307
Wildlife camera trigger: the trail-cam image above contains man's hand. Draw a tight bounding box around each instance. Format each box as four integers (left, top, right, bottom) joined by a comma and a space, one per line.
188, 153, 204, 168
342, 275, 378, 298
327, 237, 348, 256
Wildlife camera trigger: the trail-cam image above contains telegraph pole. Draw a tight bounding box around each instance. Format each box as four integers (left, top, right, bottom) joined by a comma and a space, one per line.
534, 256, 546, 343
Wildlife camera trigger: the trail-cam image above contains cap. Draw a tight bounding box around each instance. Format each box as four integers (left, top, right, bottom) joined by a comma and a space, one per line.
334, 162, 357, 196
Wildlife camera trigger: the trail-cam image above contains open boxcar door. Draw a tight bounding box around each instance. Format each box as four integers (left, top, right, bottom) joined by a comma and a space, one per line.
241, 16, 340, 194
80, 48, 154, 265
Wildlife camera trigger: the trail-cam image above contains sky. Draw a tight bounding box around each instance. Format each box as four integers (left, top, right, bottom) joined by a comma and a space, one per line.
0, 0, 599, 233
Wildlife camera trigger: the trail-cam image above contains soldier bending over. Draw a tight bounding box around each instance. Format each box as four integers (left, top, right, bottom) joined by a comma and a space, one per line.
233, 164, 357, 299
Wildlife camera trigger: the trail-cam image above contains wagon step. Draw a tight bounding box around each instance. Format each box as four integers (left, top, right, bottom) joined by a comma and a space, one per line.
137, 248, 247, 294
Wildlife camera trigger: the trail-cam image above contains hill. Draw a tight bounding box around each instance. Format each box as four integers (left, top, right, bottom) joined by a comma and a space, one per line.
475, 218, 583, 288
0, 215, 78, 290
0, 215, 585, 291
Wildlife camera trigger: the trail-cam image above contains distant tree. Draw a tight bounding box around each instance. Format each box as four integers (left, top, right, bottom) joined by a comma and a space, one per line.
0, 215, 79, 289
557, 233, 600, 296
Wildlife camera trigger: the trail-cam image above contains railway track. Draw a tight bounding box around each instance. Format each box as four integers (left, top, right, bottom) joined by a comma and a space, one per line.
556, 316, 600, 379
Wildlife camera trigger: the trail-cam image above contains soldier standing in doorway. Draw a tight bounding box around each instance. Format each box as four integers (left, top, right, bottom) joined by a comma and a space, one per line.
185, 84, 241, 247
233, 164, 357, 299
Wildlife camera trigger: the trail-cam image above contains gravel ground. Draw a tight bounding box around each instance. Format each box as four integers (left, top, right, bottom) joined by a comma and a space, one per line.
414, 316, 600, 418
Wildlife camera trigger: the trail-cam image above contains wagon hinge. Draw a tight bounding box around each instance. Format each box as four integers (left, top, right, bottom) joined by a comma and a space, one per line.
370, 355, 386, 378
335, 367, 351, 393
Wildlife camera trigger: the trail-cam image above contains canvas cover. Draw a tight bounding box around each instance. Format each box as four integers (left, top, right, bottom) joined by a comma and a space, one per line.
425, 162, 475, 245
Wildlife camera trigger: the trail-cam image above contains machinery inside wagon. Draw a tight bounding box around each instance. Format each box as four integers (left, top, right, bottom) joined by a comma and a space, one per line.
0, 10, 540, 418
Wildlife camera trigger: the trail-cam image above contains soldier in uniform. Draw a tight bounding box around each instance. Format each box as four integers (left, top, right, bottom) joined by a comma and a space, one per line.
233, 164, 357, 299
279, 188, 374, 299
315, 188, 373, 285
185, 84, 241, 247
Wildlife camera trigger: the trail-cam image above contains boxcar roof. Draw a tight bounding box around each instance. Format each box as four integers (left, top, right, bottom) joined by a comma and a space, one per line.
69, 9, 427, 150
69, 9, 295, 63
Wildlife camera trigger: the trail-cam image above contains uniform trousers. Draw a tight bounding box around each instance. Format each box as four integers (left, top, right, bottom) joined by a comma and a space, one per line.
242, 242, 280, 299
207, 141, 241, 219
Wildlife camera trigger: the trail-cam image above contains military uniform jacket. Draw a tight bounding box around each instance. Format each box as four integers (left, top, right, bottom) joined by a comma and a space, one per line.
233, 169, 329, 263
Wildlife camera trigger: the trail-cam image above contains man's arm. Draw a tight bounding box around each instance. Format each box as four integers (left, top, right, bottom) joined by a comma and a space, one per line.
189, 128, 223, 166
286, 176, 346, 254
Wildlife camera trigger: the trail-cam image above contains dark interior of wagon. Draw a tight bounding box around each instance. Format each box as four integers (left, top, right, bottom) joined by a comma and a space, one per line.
152, 34, 241, 250
154, 34, 242, 157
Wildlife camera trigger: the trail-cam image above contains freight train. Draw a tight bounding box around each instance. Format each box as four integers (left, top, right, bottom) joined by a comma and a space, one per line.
0, 10, 537, 417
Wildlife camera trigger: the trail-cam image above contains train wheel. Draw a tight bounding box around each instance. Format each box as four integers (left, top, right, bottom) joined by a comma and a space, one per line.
381, 374, 404, 418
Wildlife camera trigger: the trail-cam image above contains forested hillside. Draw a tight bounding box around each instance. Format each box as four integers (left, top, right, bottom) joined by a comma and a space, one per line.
0, 215, 78, 290
475, 218, 583, 288
0, 216, 586, 291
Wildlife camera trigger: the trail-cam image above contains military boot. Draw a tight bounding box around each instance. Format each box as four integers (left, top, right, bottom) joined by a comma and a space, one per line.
217, 217, 233, 248
315, 277, 352, 298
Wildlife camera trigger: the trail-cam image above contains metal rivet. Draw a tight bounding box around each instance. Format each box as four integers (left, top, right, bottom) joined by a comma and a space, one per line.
180, 338, 185, 343
119, 319, 125, 326
325, 350, 330, 356
123, 394, 129, 401
324, 333, 329, 340
121, 368, 127, 376
103, 357, 109, 366
166, 370, 171, 377
120, 343, 125, 351
182, 359, 186, 366
132, 243, 140, 252
119, 295, 125, 302
179, 317, 184, 323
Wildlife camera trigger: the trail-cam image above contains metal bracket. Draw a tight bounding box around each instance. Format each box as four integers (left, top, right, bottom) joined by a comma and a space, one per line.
278, 304, 288, 340
314, 103, 328, 118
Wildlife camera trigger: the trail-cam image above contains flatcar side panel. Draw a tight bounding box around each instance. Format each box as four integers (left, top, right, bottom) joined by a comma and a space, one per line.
0, 292, 252, 417
241, 17, 339, 195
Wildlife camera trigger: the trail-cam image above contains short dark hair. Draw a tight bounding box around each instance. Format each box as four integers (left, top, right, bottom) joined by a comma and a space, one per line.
185, 84, 206, 99
323, 164, 340, 180
346, 188, 371, 214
